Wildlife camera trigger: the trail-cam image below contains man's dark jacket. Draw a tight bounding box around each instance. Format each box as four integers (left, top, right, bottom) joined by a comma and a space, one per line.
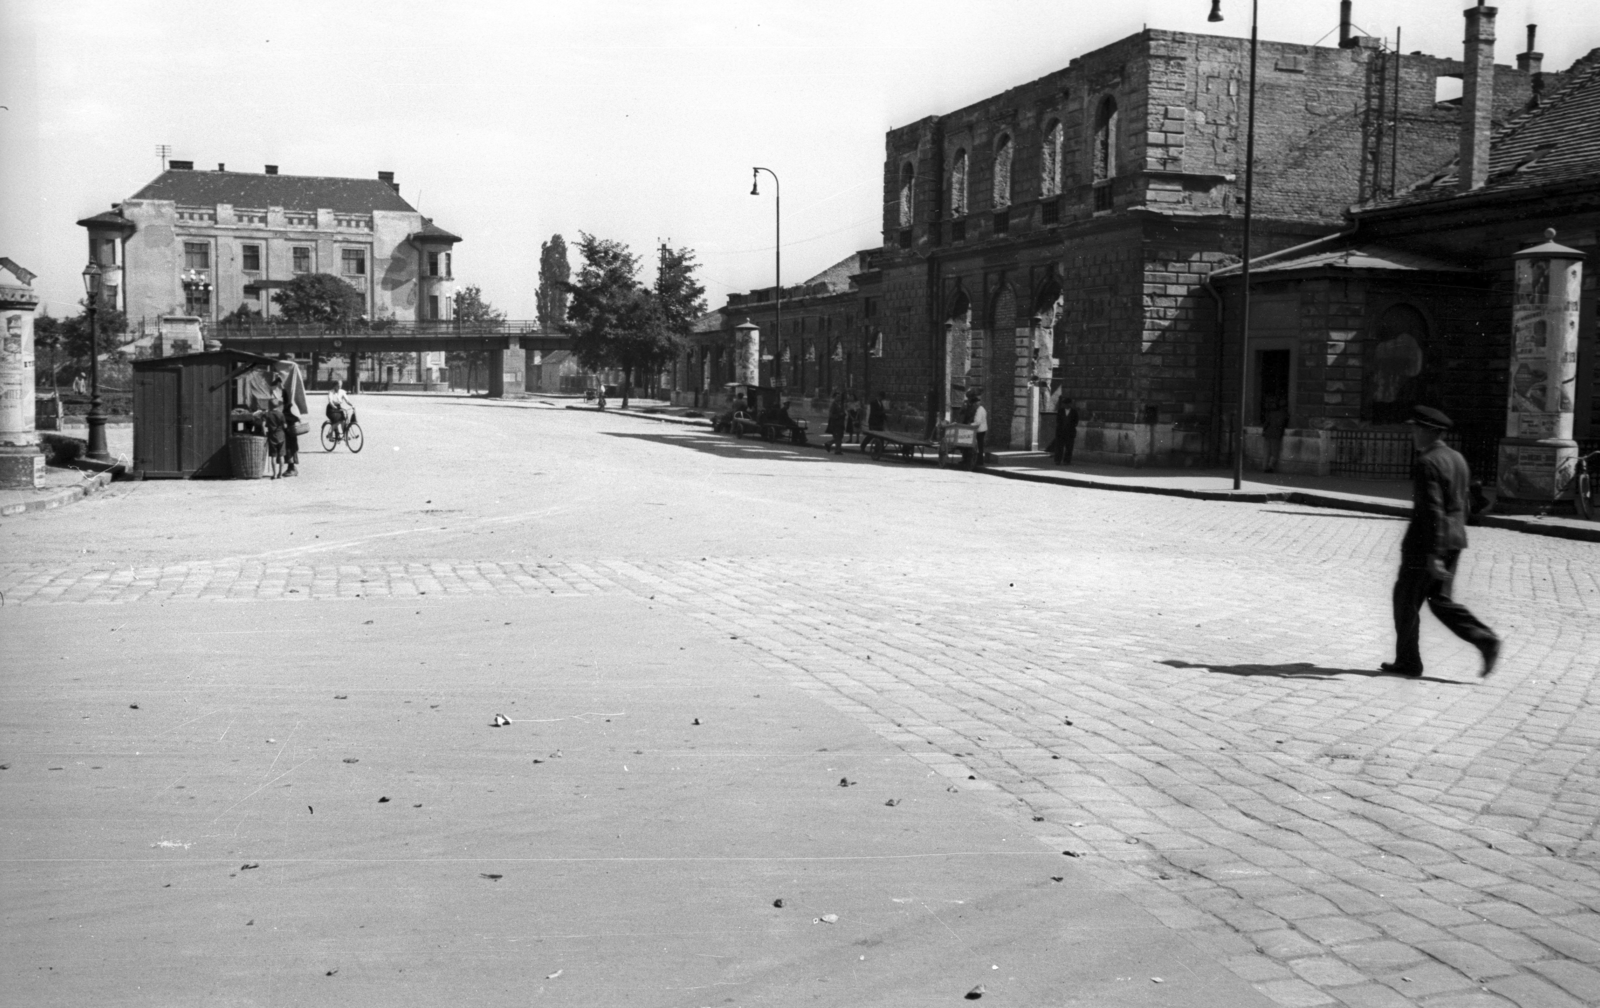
1401, 442, 1471, 561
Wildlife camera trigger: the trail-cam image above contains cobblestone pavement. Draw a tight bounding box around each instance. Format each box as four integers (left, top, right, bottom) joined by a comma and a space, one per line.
6, 397, 1600, 1007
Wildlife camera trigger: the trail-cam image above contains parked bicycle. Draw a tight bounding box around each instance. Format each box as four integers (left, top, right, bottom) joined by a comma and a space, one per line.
1561, 449, 1600, 521
320, 413, 364, 453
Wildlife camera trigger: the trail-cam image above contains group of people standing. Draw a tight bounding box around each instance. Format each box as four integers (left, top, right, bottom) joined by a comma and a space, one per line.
825, 391, 886, 455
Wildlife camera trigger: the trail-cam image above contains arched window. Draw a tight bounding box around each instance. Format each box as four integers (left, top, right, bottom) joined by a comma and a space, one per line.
992, 134, 1013, 209
1093, 97, 1118, 181
898, 163, 915, 227
1041, 120, 1062, 197
950, 149, 969, 216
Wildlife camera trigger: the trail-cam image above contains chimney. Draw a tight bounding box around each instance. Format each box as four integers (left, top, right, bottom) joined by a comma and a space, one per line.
169, 160, 193, 170
1459, 3, 1497, 193
1339, 0, 1356, 48
1516, 23, 1542, 73
378, 170, 398, 192
216, 163, 226, 172
265, 164, 279, 175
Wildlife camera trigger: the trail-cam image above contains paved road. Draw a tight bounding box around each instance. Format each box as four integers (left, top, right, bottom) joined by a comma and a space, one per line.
4, 395, 1599, 1008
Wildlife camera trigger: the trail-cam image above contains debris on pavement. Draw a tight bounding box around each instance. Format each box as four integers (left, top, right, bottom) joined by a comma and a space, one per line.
1062, 850, 1082, 857
334, 695, 348, 700
480, 873, 503, 881
884, 798, 900, 806
772, 899, 784, 908
966, 984, 986, 999
813, 913, 839, 924
490, 714, 511, 727
1050, 876, 1064, 882
325, 969, 338, 976
1032, 816, 1044, 821
413, 804, 422, 808
1152, 977, 1164, 983
838, 777, 855, 787
691, 718, 701, 725
129, 704, 139, 709
378, 797, 390, 803
342, 758, 359, 763
240, 863, 260, 870
545, 969, 563, 979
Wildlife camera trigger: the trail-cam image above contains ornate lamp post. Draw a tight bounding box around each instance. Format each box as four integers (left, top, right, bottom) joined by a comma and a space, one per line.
750, 168, 781, 385
1210, 0, 1258, 490
80, 262, 111, 462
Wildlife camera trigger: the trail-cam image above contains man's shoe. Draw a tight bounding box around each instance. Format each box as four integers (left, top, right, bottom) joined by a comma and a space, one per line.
1380, 662, 1423, 677
1479, 639, 1502, 678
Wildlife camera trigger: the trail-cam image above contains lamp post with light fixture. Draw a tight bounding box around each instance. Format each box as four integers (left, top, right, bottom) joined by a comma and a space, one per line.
80, 262, 111, 462
750, 167, 780, 386
1210, 0, 1258, 490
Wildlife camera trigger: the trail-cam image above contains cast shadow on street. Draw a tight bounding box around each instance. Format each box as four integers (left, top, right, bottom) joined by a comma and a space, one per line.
1258, 510, 1405, 521
1158, 659, 1471, 685
601, 430, 847, 464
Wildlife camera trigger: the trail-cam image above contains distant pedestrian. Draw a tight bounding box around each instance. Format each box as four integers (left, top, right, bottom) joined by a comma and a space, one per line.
826, 392, 846, 455
867, 392, 887, 432
1381, 406, 1501, 678
1262, 400, 1288, 473
271, 372, 300, 478
845, 393, 863, 445
962, 388, 988, 470
1053, 392, 1079, 466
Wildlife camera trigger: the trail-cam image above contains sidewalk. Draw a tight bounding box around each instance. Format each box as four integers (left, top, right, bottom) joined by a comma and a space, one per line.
0, 466, 117, 518
573, 403, 1600, 543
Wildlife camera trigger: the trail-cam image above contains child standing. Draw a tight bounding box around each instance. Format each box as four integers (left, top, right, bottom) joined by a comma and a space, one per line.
262, 409, 286, 479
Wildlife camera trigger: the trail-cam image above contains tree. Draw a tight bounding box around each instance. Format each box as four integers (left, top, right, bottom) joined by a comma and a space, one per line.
453, 284, 505, 326
536, 235, 570, 331
220, 303, 263, 328
560, 234, 704, 409
34, 314, 64, 390
272, 273, 365, 326
59, 298, 128, 362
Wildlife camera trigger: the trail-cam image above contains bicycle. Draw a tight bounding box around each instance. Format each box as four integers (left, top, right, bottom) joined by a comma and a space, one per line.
1560, 449, 1600, 521
320, 416, 364, 453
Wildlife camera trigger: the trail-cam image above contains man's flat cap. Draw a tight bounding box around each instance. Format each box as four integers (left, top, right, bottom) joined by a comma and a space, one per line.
1405, 405, 1453, 430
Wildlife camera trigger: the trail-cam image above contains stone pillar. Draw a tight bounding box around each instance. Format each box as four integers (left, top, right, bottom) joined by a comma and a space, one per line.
0, 259, 43, 488
1498, 230, 1585, 505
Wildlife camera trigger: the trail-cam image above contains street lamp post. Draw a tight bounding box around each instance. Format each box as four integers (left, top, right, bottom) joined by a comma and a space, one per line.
750, 168, 780, 386
80, 262, 111, 462
1211, 0, 1258, 490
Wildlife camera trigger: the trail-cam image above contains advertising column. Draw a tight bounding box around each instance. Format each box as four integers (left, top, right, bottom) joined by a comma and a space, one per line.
0, 259, 42, 488
1498, 230, 1585, 504
733, 319, 760, 386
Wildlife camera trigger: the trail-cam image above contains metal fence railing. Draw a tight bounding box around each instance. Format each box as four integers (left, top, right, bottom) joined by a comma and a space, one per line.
1329, 429, 1500, 481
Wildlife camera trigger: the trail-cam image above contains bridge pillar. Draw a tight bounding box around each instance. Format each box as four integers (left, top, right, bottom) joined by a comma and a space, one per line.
487, 336, 524, 399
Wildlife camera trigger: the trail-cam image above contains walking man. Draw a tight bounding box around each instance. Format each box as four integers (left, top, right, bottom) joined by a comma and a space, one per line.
962, 388, 988, 470
1381, 406, 1501, 678
1053, 392, 1079, 466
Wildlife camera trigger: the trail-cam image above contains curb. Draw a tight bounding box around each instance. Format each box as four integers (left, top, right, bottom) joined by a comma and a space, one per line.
571, 405, 1600, 543
0, 470, 117, 518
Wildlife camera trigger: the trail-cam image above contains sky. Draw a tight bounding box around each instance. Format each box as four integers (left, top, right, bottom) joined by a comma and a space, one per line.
3, 0, 1597, 321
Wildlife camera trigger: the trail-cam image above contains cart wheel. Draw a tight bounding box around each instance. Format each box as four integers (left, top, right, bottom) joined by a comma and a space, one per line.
901, 445, 914, 462
345, 422, 364, 453
1579, 471, 1597, 522
870, 438, 885, 461
320, 422, 338, 452
791, 429, 806, 445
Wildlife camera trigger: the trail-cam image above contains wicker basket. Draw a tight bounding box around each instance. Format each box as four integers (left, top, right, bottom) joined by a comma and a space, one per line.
228, 435, 267, 479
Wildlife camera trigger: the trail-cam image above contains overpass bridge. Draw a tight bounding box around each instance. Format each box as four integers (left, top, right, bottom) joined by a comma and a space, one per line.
213, 321, 572, 397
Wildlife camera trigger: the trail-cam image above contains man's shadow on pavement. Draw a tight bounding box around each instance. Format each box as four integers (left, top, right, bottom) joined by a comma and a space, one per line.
1159, 659, 1469, 685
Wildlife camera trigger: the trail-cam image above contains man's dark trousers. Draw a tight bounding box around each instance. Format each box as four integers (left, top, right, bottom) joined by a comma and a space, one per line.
1054, 423, 1077, 464
1391, 551, 1497, 671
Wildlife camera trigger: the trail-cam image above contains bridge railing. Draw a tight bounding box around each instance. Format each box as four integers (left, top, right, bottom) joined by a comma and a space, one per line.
208, 320, 550, 338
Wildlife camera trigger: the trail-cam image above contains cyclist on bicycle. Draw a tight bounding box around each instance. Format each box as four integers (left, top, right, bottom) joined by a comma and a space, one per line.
326, 380, 355, 438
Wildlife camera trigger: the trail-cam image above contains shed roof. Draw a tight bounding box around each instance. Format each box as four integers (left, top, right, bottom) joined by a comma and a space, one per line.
1359, 49, 1600, 212
1212, 245, 1472, 279
129, 169, 417, 214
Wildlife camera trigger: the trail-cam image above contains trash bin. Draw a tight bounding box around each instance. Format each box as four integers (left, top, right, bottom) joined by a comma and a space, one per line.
229, 434, 267, 479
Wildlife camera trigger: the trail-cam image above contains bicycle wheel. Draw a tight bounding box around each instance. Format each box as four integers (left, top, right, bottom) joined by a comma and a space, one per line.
1578, 471, 1597, 522
320, 422, 338, 452
344, 422, 364, 453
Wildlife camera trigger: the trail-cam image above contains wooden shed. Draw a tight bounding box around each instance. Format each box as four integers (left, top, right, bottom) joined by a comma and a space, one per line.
131, 349, 280, 478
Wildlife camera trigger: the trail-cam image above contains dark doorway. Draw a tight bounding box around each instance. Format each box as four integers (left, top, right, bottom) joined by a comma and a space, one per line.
1257, 349, 1290, 423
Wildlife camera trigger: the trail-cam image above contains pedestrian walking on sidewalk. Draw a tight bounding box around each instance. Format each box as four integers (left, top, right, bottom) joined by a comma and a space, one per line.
1262, 400, 1288, 473
1381, 405, 1501, 678
1053, 392, 1079, 466
826, 392, 846, 455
